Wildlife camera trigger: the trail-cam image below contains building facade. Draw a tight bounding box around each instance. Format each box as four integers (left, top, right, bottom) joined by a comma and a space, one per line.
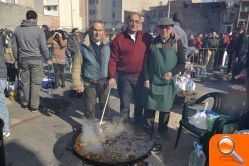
0, 0, 88, 31
88, 0, 168, 31
44, 0, 88, 31
143, 1, 240, 34
238, 0, 249, 33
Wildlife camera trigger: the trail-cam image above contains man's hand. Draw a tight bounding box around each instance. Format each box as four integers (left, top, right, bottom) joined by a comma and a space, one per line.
108, 78, 116, 88
162, 72, 172, 80
235, 69, 247, 80
47, 60, 52, 65
15, 61, 22, 69
241, 69, 248, 77
73, 84, 84, 93
144, 81, 150, 89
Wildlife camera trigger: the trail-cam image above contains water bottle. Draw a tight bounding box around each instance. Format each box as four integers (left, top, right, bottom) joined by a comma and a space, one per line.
189, 142, 206, 166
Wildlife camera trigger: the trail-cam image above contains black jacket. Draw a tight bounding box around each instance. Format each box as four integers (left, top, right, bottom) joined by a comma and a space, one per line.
237, 33, 248, 65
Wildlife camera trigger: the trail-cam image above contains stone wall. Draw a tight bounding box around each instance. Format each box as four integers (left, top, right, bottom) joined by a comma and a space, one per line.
0, 2, 56, 30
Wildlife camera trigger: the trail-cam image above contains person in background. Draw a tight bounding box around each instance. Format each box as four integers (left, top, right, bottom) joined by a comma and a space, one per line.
207, 32, 219, 70
231, 25, 248, 84
142, 17, 186, 137
72, 20, 110, 120
47, 31, 67, 88
12, 10, 51, 112
0, 29, 10, 138
67, 28, 84, 62
108, 12, 153, 125
188, 34, 198, 61
2, 29, 17, 84
172, 12, 188, 58
196, 33, 203, 49
42, 25, 52, 41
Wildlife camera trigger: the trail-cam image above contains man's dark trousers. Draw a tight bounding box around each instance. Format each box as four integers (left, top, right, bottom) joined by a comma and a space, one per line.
20, 59, 43, 109
117, 74, 144, 124
83, 81, 110, 120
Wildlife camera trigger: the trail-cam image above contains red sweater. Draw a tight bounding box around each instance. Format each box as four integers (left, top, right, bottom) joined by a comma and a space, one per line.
108, 31, 152, 78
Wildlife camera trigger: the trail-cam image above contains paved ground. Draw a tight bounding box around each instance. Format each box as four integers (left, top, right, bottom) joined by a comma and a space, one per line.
3, 75, 231, 166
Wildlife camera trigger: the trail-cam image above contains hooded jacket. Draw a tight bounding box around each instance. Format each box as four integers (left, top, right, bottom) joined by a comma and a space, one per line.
173, 22, 188, 58
13, 19, 50, 61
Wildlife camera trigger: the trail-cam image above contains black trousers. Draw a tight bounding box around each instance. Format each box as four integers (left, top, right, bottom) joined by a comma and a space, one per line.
83, 81, 110, 120
53, 64, 65, 85
143, 109, 170, 133
6, 63, 17, 82
117, 74, 144, 124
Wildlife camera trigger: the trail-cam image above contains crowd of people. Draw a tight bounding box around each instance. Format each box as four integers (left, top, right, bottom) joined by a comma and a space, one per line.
0, 9, 249, 142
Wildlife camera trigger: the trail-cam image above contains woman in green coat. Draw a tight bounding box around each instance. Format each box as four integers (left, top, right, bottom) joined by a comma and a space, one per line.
143, 17, 186, 135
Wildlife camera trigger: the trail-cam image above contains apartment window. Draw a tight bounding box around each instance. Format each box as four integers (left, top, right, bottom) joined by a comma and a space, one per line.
6, 0, 15, 3
112, 1, 115, 7
159, 11, 163, 18
47, 6, 51, 11
241, 5, 249, 12
53, 6, 57, 11
89, 0, 95, 5
89, 9, 96, 15
112, 12, 115, 18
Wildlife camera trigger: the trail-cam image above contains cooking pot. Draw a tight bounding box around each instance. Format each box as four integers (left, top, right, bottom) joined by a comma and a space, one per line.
72, 122, 157, 166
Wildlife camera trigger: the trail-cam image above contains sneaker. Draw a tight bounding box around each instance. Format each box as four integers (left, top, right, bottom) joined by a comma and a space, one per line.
54, 84, 60, 89
30, 107, 39, 112
61, 83, 66, 88
21, 104, 29, 110
3, 132, 10, 138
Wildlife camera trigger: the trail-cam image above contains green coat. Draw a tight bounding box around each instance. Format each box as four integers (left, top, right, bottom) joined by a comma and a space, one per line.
143, 39, 178, 112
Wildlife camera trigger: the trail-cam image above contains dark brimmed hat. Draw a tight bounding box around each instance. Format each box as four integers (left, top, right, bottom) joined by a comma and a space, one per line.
158, 17, 174, 26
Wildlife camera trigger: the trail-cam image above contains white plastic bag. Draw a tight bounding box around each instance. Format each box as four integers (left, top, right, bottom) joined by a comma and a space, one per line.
189, 103, 208, 130
175, 75, 188, 92
186, 80, 196, 91
189, 111, 207, 130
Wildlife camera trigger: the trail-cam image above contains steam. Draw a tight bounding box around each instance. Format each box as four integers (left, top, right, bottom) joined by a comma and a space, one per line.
81, 118, 103, 154
80, 116, 126, 154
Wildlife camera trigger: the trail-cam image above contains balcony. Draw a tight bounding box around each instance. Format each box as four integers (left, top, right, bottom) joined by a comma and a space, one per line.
43, 0, 59, 6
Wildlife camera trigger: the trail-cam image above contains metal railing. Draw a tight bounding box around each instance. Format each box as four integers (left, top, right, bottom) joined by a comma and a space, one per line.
188, 48, 233, 69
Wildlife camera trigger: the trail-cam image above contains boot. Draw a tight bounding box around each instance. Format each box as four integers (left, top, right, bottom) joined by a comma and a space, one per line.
60, 73, 66, 88
54, 73, 60, 89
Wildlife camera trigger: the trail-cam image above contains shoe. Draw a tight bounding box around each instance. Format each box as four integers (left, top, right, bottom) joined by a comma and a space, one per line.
61, 83, 66, 88
30, 107, 39, 112
3, 132, 10, 138
21, 104, 29, 110
54, 83, 60, 89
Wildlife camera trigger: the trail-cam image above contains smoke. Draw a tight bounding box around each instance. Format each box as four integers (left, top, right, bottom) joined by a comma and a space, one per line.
81, 118, 104, 154
80, 116, 127, 154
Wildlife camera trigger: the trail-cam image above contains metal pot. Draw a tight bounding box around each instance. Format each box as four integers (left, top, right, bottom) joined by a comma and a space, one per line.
72, 123, 156, 166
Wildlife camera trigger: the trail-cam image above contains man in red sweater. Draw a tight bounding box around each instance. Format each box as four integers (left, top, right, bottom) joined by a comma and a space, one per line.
108, 12, 152, 125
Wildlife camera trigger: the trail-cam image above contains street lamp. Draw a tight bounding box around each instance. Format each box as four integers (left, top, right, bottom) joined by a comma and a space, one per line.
167, 0, 171, 18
